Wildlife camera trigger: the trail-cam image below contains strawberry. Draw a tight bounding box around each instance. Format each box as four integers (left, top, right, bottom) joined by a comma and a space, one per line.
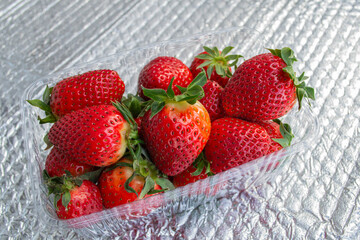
27, 69, 125, 123
48, 105, 130, 167
172, 152, 213, 188
141, 72, 211, 176
204, 118, 271, 174
45, 147, 96, 177
222, 47, 315, 121
199, 80, 224, 121
43, 171, 103, 219
189, 46, 242, 87
137, 56, 193, 98
99, 158, 145, 208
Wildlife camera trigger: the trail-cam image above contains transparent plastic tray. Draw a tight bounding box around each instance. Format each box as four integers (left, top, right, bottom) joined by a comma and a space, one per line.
21, 27, 319, 238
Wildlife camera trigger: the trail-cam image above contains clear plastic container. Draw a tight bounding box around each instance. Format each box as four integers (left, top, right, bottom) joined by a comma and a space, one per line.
21, 27, 319, 238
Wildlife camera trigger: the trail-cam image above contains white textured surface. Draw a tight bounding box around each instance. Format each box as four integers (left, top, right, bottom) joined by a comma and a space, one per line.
1, 0, 360, 239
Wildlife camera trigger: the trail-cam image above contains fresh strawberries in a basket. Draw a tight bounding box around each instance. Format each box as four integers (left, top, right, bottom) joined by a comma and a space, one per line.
222, 47, 315, 121
26, 44, 315, 221
27, 69, 125, 123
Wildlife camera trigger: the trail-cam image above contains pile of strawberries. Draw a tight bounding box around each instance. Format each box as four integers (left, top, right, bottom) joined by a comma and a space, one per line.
28, 46, 314, 220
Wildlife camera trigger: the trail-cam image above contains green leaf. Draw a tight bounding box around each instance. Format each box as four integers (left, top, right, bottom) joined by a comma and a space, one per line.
203, 46, 215, 56
192, 159, 204, 176
196, 54, 213, 60
221, 46, 234, 56
142, 88, 168, 102
156, 178, 175, 191
225, 54, 243, 61
77, 167, 104, 183
167, 77, 175, 99
196, 61, 212, 70
54, 194, 61, 210
27, 99, 52, 113
280, 47, 297, 66
124, 172, 138, 197
176, 85, 187, 94
207, 65, 214, 79
215, 64, 226, 77
272, 120, 294, 148
283, 66, 296, 81
150, 101, 165, 119
266, 48, 282, 58
213, 46, 220, 56
61, 191, 71, 209
188, 71, 207, 88
42, 86, 53, 105
305, 86, 315, 100
296, 87, 306, 110
39, 114, 57, 124
139, 176, 155, 199
43, 133, 53, 150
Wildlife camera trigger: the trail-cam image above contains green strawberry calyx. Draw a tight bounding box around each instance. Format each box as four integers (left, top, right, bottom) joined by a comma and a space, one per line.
267, 47, 315, 110
43, 168, 103, 210
112, 102, 175, 199
196, 46, 243, 78
271, 119, 294, 148
142, 71, 207, 119
191, 152, 214, 177
27, 85, 58, 124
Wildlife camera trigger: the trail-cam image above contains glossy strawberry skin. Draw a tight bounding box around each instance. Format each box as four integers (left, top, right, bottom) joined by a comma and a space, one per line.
222, 53, 297, 121
50, 69, 125, 118
48, 105, 130, 167
190, 51, 230, 87
137, 56, 193, 98
56, 180, 103, 219
172, 165, 208, 188
98, 158, 144, 209
45, 147, 96, 177
199, 80, 224, 121
205, 118, 271, 174
257, 121, 283, 154
141, 101, 211, 176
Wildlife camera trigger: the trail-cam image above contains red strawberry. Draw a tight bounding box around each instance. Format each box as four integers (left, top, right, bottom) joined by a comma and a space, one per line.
257, 119, 294, 154
99, 158, 145, 208
205, 118, 271, 174
222, 47, 315, 121
99, 156, 174, 209
137, 56, 193, 98
199, 80, 224, 121
43, 170, 103, 220
141, 72, 211, 176
189, 46, 242, 87
27, 70, 125, 123
55, 180, 103, 219
172, 153, 213, 188
45, 147, 96, 177
48, 105, 130, 167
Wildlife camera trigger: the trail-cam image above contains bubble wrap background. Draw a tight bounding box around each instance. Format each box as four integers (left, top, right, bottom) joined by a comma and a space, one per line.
1, 0, 360, 239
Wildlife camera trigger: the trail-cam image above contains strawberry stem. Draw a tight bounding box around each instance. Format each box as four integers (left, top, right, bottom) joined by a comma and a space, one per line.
196, 46, 243, 78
